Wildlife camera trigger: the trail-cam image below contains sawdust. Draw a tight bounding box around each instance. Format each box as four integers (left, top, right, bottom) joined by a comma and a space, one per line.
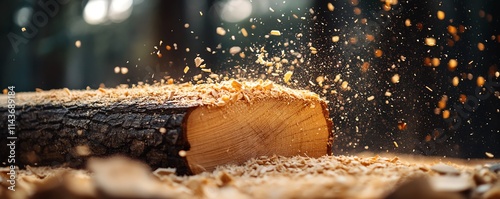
0, 80, 322, 108
1, 155, 499, 199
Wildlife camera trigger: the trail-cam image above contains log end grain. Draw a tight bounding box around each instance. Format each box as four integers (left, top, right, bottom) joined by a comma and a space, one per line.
185, 97, 332, 173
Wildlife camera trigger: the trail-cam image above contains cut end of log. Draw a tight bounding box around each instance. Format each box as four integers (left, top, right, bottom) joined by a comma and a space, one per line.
186, 98, 332, 173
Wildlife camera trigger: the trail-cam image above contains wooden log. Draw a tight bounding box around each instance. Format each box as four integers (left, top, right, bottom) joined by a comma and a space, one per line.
0, 80, 332, 175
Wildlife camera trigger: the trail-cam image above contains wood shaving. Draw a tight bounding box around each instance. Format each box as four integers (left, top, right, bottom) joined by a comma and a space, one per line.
0, 80, 323, 108
2, 155, 498, 199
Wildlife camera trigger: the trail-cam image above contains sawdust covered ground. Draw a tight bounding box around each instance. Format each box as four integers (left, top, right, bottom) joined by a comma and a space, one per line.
1, 154, 499, 199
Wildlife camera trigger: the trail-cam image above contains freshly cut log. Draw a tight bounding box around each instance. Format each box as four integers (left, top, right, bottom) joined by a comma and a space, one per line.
0, 80, 332, 175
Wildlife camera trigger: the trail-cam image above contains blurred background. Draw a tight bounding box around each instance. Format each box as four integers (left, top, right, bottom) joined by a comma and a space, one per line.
1, 0, 499, 159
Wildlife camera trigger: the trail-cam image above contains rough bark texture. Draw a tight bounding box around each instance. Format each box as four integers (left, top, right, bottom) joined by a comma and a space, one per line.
0, 102, 194, 175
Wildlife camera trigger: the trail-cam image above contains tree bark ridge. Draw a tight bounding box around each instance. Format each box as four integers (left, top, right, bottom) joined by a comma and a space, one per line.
0, 102, 194, 175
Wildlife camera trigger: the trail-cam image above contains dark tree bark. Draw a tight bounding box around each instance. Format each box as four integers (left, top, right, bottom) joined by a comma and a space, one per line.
0, 102, 195, 175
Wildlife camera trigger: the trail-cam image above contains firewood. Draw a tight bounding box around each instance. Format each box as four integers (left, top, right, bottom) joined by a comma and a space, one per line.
0, 80, 332, 175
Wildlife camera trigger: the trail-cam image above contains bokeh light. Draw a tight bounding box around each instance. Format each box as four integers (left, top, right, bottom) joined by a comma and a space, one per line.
109, 0, 133, 23
83, 0, 133, 25
83, 0, 108, 25
218, 0, 252, 23
14, 7, 32, 27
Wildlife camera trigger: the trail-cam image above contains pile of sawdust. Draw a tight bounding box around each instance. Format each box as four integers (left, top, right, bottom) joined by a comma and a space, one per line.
0, 80, 322, 108
1, 155, 499, 199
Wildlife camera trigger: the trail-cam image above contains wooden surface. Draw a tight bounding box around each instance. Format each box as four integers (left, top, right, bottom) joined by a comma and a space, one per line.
186, 98, 332, 173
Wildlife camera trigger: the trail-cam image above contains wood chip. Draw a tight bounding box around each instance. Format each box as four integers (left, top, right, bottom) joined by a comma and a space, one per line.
229, 46, 242, 55
429, 175, 473, 192
153, 168, 177, 177
283, 71, 293, 83
241, 28, 248, 37
270, 30, 281, 36
327, 3, 334, 11
216, 27, 226, 36
430, 163, 460, 175
425, 37, 436, 46
194, 57, 204, 67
